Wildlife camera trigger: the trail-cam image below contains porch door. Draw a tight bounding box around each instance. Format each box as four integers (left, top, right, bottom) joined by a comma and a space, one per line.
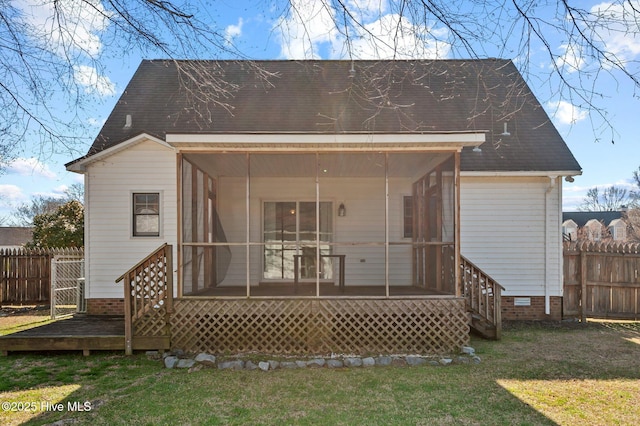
263, 201, 333, 280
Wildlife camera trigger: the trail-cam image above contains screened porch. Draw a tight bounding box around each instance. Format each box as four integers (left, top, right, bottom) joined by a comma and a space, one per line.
178, 150, 460, 298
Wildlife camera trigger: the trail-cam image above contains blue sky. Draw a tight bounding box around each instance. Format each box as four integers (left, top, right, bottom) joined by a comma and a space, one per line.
1, 0, 639, 222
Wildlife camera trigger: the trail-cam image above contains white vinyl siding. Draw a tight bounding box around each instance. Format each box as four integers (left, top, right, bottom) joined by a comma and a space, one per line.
460, 175, 563, 297
84, 139, 177, 299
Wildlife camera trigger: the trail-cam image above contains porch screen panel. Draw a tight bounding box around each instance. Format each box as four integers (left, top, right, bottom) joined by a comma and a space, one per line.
410, 155, 456, 295
182, 159, 194, 293
319, 152, 386, 296
252, 153, 316, 295
440, 169, 456, 294
388, 153, 450, 295
262, 201, 333, 280
263, 201, 297, 280
181, 154, 244, 297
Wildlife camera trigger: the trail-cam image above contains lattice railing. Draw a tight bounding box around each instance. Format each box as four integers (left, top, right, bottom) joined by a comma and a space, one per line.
460, 255, 504, 339
116, 244, 173, 354
171, 298, 469, 355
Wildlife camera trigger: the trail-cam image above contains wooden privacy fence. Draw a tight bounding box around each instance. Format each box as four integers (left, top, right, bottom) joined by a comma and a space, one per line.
564, 241, 640, 321
0, 248, 83, 306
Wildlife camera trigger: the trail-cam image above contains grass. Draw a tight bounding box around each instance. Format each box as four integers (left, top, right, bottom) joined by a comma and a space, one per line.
0, 315, 639, 425
0, 307, 55, 336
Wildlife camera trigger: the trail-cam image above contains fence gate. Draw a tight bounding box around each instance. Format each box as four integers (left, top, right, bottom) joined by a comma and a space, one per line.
51, 256, 85, 319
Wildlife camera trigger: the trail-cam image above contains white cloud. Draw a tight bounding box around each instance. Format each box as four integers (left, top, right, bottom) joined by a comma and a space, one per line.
547, 100, 588, 125
348, 14, 450, 60
7, 158, 57, 179
73, 65, 116, 96
275, 0, 449, 60
345, 0, 388, 21
16, 0, 111, 58
555, 43, 586, 73
563, 179, 638, 210
225, 18, 244, 45
589, 1, 640, 65
276, 0, 339, 59
0, 184, 24, 202
52, 184, 69, 195
87, 117, 106, 127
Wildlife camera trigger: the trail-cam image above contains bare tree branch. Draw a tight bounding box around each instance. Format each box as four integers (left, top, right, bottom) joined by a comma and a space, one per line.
2, 0, 640, 171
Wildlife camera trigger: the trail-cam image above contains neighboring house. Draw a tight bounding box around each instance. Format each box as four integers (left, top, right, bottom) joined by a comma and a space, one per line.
67, 60, 581, 354
0, 227, 33, 250
562, 211, 627, 242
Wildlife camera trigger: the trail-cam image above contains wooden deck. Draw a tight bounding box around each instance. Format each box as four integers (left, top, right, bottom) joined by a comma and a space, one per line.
0, 315, 127, 356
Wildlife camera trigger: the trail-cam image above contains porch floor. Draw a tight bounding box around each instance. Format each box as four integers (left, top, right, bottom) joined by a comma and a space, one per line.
0, 315, 126, 355
188, 283, 449, 297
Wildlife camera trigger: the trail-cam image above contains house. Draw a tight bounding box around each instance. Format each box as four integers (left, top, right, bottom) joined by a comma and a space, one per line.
0, 227, 33, 250
66, 59, 581, 354
562, 211, 628, 242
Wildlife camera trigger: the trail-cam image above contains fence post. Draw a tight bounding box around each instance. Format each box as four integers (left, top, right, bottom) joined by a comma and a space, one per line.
580, 248, 587, 323
50, 257, 57, 319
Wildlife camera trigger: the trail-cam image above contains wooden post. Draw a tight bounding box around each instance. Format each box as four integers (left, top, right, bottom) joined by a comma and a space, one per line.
165, 245, 174, 315
123, 271, 133, 355
176, 153, 183, 298
50, 256, 56, 319
580, 247, 588, 323
191, 165, 199, 294
454, 151, 461, 297
494, 284, 502, 340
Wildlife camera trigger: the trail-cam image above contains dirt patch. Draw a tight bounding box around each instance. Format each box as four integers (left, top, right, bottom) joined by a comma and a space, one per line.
0, 305, 49, 316
503, 319, 599, 331
0, 305, 52, 333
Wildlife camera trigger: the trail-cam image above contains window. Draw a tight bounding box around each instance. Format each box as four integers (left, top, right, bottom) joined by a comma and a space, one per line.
403, 196, 413, 238
133, 193, 160, 237
263, 201, 333, 280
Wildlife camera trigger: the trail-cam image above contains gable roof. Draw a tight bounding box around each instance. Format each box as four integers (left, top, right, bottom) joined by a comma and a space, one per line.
0, 227, 33, 248
563, 211, 624, 227
70, 59, 581, 173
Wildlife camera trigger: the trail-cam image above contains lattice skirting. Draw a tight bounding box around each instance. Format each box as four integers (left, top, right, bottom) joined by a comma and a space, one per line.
170, 298, 470, 355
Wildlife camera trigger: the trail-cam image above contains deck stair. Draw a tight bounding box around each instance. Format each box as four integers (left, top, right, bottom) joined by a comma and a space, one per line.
115, 243, 173, 355
460, 256, 504, 340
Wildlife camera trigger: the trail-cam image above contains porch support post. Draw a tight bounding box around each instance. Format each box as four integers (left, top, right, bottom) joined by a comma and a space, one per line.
191, 164, 198, 294
246, 152, 251, 298
454, 151, 461, 297
176, 152, 183, 297
385, 153, 390, 297
315, 152, 320, 297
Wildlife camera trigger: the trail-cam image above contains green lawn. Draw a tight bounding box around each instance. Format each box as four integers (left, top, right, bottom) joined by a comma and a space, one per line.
1, 316, 639, 425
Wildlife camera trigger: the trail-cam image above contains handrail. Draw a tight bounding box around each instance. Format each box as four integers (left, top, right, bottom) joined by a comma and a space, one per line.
115, 243, 173, 354
115, 243, 169, 283
460, 255, 504, 339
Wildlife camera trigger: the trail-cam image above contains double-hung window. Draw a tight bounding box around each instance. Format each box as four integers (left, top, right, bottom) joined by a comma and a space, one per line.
133, 193, 160, 237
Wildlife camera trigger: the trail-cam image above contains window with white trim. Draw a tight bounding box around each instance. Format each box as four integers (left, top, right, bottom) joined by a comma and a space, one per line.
133, 193, 160, 237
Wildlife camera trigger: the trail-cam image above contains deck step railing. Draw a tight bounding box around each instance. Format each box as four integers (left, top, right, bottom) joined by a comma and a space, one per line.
460, 256, 504, 340
116, 244, 173, 354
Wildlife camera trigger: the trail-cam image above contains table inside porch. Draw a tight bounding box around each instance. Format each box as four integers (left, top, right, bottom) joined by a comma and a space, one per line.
293, 254, 345, 294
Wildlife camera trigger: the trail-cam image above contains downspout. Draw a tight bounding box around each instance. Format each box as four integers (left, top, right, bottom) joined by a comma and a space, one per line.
544, 176, 557, 315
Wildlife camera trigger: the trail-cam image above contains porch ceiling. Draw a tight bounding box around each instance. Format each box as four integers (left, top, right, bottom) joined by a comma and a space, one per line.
184, 152, 452, 178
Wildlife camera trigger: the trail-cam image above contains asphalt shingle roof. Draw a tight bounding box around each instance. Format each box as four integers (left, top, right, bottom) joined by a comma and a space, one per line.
0, 227, 33, 247
77, 59, 581, 173
563, 211, 624, 227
